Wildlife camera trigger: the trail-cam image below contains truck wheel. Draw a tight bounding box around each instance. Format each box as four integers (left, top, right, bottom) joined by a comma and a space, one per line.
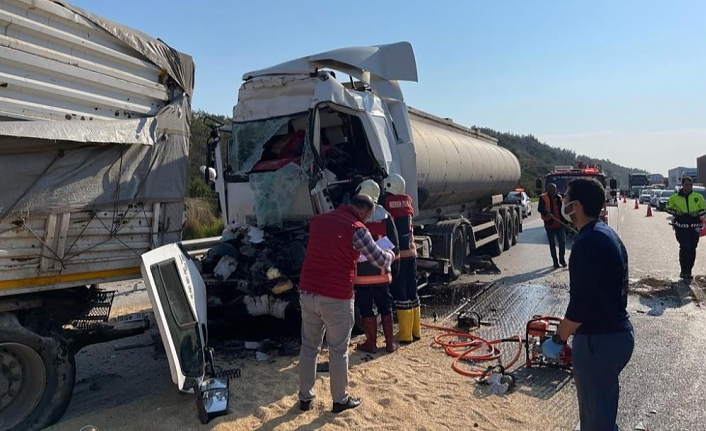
511, 210, 519, 246
503, 210, 513, 251
0, 314, 76, 431
488, 211, 505, 257
449, 225, 468, 280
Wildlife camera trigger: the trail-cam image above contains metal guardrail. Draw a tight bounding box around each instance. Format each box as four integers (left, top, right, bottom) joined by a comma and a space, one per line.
180, 236, 221, 258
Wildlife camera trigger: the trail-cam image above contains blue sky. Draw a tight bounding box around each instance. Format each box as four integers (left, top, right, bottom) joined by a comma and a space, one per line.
72, 0, 705, 174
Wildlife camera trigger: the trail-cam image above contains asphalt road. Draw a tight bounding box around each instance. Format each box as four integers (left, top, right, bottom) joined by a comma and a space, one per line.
468, 201, 706, 431
49, 201, 706, 431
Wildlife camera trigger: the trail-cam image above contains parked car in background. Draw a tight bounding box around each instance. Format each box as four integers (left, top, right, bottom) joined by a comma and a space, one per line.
655, 189, 675, 211
506, 189, 532, 218
639, 190, 652, 204
650, 189, 661, 207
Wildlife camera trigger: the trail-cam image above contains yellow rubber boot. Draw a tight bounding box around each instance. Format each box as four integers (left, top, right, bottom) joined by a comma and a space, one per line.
394, 309, 414, 344
412, 306, 422, 341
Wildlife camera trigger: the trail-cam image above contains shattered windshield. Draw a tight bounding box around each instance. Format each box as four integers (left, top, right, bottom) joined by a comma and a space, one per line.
229, 116, 297, 174
228, 114, 317, 227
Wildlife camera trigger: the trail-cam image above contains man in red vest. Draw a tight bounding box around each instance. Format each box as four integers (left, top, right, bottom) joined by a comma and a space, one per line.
298, 194, 395, 414
353, 180, 400, 354
538, 183, 567, 268
383, 174, 421, 344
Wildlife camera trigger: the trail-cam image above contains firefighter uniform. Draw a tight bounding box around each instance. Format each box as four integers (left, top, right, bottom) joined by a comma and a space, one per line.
354, 205, 400, 353
538, 191, 566, 267
666, 190, 706, 278
384, 192, 421, 343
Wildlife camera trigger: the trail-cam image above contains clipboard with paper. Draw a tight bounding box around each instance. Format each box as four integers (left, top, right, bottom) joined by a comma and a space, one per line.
358, 236, 395, 262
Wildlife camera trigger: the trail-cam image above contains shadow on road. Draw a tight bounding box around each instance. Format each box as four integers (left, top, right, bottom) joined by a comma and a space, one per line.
512, 366, 573, 400
519, 226, 574, 250
636, 280, 694, 316
492, 266, 566, 286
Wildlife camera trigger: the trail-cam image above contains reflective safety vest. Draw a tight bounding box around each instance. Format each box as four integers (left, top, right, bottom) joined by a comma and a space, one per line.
354, 206, 399, 285
667, 191, 706, 229
299, 205, 365, 300
384, 193, 416, 259
540, 193, 562, 229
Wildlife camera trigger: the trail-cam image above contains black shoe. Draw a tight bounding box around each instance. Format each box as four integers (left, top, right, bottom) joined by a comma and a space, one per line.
553, 261, 560, 269
332, 396, 362, 413
559, 260, 567, 268
299, 400, 312, 411
685, 274, 694, 280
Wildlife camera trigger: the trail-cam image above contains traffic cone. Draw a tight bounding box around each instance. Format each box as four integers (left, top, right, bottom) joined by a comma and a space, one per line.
646, 205, 652, 217
634, 199, 639, 210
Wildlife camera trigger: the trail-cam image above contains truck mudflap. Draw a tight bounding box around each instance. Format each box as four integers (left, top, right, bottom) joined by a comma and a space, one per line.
140, 243, 236, 425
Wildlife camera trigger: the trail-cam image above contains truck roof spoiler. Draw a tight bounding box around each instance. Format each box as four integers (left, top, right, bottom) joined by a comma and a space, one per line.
241, 42, 419, 85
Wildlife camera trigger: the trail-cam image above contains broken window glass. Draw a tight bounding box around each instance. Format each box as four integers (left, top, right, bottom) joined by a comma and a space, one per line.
229, 117, 290, 174
249, 162, 308, 227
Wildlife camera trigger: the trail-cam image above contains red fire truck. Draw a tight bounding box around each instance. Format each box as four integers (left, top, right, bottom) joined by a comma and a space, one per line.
536, 162, 618, 236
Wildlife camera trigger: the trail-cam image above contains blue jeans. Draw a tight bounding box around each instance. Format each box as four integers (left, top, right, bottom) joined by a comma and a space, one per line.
573, 331, 635, 431
545, 226, 566, 263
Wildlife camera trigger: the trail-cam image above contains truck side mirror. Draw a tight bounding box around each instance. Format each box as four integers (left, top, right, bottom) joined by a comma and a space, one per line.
609, 179, 618, 190
535, 178, 542, 195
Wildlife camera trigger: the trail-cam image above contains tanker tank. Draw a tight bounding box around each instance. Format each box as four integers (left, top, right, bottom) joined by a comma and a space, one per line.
408, 108, 522, 211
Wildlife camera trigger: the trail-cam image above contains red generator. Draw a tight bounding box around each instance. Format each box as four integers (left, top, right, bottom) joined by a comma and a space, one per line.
525, 315, 572, 370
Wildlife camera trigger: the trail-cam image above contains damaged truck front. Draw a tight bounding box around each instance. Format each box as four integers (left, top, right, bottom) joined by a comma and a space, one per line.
197, 43, 525, 328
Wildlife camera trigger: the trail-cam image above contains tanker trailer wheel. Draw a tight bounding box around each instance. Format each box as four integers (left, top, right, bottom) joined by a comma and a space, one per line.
0, 314, 76, 431
488, 211, 505, 257
448, 224, 468, 280
503, 210, 513, 251
511, 210, 519, 246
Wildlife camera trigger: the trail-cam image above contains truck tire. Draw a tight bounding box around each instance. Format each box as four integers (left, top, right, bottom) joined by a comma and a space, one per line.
503, 210, 513, 251
448, 224, 468, 280
488, 211, 505, 257
511, 210, 519, 246
0, 314, 76, 431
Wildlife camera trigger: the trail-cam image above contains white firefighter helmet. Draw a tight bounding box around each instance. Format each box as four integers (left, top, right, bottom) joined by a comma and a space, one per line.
384, 174, 406, 195
356, 179, 381, 201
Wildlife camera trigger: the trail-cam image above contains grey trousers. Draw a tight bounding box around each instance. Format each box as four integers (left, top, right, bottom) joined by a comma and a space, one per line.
298, 291, 355, 404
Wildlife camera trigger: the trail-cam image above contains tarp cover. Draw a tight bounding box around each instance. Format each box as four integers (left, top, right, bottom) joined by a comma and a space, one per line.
56, 1, 195, 98
0, 1, 194, 216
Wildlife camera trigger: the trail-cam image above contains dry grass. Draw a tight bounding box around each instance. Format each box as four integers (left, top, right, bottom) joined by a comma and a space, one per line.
183, 197, 224, 240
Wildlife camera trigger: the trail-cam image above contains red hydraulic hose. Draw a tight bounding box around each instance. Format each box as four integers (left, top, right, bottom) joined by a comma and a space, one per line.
421, 322, 524, 378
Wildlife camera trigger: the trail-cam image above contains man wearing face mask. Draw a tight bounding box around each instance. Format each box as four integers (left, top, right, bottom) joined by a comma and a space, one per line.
666, 176, 706, 280
541, 178, 634, 431
298, 194, 396, 413
538, 183, 567, 268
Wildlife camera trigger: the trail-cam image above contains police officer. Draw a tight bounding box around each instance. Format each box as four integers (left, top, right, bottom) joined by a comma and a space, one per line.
666, 176, 706, 279
353, 180, 400, 353
538, 183, 567, 268
542, 178, 634, 431
383, 174, 421, 344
